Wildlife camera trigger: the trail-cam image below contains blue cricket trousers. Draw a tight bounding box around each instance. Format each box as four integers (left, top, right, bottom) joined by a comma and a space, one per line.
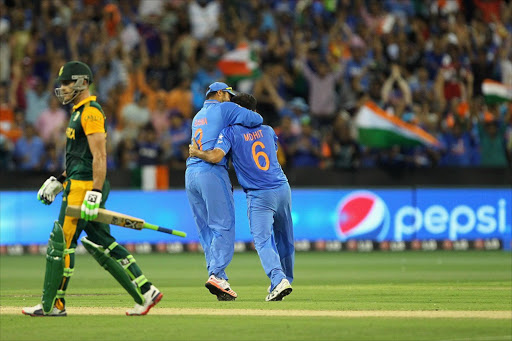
246, 182, 294, 291
185, 164, 235, 280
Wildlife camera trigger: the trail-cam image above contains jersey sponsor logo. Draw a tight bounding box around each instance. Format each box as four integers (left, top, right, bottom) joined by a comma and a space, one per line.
66, 127, 76, 140
243, 129, 263, 142
193, 118, 208, 126
84, 114, 100, 122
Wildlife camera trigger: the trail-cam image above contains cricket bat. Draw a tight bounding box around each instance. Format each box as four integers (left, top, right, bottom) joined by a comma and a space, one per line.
65, 205, 186, 237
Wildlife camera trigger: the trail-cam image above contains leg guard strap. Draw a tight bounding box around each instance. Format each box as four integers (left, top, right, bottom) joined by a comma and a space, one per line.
106, 242, 119, 254
119, 255, 136, 271
64, 248, 75, 255
81, 237, 144, 305
133, 275, 148, 288
63, 268, 74, 277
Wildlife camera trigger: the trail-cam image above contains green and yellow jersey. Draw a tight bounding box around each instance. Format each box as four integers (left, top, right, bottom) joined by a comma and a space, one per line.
65, 96, 106, 180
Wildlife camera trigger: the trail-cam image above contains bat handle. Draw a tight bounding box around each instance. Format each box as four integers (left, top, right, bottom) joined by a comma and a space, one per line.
159, 226, 187, 237
143, 222, 187, 237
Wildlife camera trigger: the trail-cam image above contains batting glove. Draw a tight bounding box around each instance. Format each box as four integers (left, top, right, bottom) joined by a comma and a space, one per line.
37, 176, 64, 205
81, 190, 102, 221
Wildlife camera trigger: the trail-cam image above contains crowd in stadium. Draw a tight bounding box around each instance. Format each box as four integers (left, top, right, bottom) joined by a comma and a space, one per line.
0, 0, 511, 172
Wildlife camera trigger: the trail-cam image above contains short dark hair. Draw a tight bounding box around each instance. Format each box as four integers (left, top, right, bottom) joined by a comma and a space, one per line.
231, 93, 257, 111
206, 91, 218, 99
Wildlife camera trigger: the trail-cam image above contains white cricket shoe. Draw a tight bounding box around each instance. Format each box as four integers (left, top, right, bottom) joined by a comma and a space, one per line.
205, 275, 237, 301
22, 303, 67, 317
126, 285, 163, 316
265, 279, 292, 301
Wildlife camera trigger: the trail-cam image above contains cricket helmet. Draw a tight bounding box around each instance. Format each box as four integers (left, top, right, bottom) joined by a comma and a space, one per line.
55, 61, 93, 104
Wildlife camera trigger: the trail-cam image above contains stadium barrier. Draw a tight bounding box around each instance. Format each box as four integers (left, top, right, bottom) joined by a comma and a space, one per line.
1, 188, 510, 254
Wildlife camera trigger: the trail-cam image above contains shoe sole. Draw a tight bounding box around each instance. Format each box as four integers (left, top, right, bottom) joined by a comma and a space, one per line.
126, 292, 163, 316
22, 309, 67, 317
205, 282, 237, 301
268, 287, 292, 301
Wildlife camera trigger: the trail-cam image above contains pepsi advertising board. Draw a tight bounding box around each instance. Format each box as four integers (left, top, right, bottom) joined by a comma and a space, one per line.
333, 189, 510, 242
0, 188, 510, 247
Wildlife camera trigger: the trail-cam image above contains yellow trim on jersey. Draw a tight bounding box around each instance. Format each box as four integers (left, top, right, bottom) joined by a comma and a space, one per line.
80, 106, 105, 135
72, 96, 97, 111
81, 106, 105, 135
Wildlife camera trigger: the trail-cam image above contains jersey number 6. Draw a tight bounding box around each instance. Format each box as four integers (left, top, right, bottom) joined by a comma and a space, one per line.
252, 141, 269, 171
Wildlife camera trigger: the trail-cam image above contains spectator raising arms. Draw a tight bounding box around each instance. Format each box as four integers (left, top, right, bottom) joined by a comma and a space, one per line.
1, 0, 511, 171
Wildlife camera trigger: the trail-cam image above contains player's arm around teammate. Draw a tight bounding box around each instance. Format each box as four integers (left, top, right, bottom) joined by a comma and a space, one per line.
186, 82, 264, 301
190, 93, 294, 301
189, 139, 224, 163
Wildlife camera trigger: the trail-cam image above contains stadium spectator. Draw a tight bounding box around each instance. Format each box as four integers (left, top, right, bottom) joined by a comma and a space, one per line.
295, 43, 345, 130
121, 93, 151, 141
137, 124, 163, 166
288, 117, 322, 167
191, 55, 223, 111
35, 96, 67, 144
439, 118, 478, 167
165, 110, 191, 169
2, 0, 511, 172
477, 110, 509, 167
13, 124, 45, 170
150, 90, 171, 138
323, 112, 361, 170
166, 77, 193, 119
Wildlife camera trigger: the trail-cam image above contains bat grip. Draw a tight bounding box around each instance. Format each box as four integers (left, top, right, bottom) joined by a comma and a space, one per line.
158, 226, 187, 237
143, 222, 187, 237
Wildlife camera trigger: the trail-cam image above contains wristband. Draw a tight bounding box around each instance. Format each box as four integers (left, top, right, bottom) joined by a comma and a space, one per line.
56, 174, 67, 183
92, 189, 102, 193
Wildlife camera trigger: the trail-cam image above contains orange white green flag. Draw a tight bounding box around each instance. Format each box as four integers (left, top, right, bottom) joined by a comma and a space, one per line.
217, 42, 260, 82
355, 101, 440, 148
482, 79, 512, 104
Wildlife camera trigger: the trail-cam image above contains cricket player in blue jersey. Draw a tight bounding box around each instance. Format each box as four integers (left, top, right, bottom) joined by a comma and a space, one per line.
186, 83, 263, 301
189, 93, 294, 301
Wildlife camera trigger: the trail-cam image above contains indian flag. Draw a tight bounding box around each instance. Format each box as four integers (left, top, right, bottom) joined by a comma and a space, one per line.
482, 79, 512, 104
355, 101, 440, 148
217, 42, 260, 82
141, 165, 169, 190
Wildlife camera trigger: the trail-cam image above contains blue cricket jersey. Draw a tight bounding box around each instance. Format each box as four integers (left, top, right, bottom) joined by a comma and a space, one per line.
215, 125, 288, 190
187, 100, 263, 169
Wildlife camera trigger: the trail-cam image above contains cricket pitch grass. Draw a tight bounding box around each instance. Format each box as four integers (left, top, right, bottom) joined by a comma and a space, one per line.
1, 251, 511, 341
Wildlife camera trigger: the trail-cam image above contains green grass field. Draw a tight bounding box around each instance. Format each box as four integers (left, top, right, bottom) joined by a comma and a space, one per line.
1, 251, 511, 341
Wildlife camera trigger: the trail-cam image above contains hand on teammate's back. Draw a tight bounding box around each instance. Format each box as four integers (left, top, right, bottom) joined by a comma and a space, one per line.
189, 139, 200, 157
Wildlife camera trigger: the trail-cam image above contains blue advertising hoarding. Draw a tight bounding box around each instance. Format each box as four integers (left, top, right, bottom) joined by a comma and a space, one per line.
0, 188, 510, 246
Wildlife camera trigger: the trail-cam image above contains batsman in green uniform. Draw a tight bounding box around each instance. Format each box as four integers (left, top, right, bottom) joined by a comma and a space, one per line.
22, 61, 163, 316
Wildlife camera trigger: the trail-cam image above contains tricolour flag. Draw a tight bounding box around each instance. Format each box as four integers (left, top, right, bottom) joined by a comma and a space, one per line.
355, 101, 440, 148
141, 165, 169, 190
482, 79, 512, 104
217, 42, 260, 82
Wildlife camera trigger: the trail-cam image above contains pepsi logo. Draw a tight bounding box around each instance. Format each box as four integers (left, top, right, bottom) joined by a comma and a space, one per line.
335, 191, 390, 241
